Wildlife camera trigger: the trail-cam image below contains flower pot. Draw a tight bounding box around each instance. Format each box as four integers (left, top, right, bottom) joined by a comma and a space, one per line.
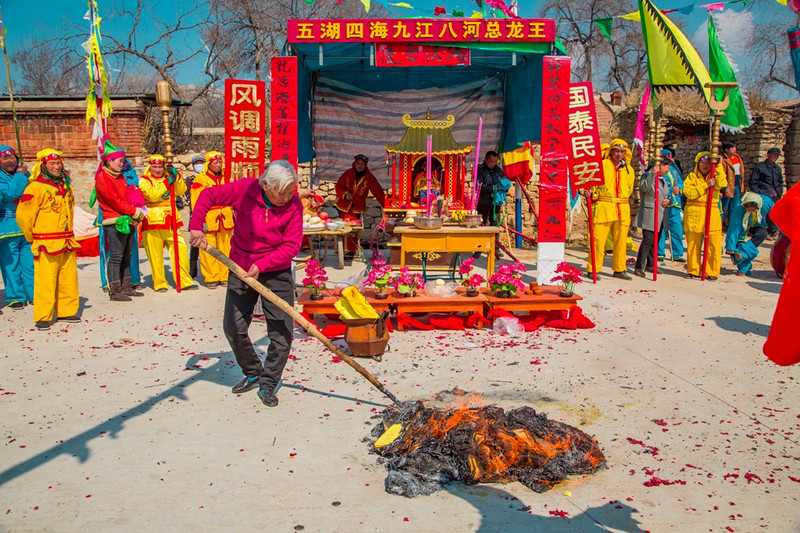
559, 290, 574, 298
495, 289, 512, 298
309, 292, 325, 301
373, 290, 389, 300
465, 287, 479, 297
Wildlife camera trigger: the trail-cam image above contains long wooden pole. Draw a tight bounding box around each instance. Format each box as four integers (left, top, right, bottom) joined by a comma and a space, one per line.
203, 244, 400, 405
156, 81, 181, 292
587, 195, 597, 284
0, 8, 23, 158
701, 112, 722, 282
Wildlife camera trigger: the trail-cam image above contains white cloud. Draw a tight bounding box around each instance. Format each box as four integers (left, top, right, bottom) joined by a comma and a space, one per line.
691, 10, 755, 64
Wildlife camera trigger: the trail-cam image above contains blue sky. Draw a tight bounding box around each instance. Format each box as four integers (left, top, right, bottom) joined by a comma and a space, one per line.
0, 0, 790, 92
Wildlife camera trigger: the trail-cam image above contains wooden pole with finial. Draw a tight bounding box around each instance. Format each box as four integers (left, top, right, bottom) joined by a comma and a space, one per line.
652, 104, 663, 281
155, 80, 182, 292
700, 82, 736, 282
0, 7, 22, 159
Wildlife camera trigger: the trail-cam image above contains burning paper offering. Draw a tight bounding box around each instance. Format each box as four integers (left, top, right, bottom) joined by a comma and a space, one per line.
370, 390, 606, 497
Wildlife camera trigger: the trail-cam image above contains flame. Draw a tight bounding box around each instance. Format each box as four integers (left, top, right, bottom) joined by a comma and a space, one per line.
374, 391, 606, 493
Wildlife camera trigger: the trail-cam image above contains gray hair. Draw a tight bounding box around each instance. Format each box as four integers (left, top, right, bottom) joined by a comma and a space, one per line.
259, 159, 298, 193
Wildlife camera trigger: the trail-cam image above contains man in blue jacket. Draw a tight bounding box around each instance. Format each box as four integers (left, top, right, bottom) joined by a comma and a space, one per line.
725, 191, 774, 276
0, 145, 34, 310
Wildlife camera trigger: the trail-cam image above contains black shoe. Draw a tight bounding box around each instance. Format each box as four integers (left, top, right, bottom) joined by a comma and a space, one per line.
684, 273, 697, 279
57, 315, 81, 323
612, 271, 632, 280
155, 288, 168, 293
257, 387, 279, 407
231, 376, 260, 394
674, 257, 686, 263
584, 272, 597, 280
644, 267, 653, 273
706, 276, 718, 281
9, 301, 25, 310
634, 269, 646, 278
183, 284, 199, 291
35, 321, 50, 331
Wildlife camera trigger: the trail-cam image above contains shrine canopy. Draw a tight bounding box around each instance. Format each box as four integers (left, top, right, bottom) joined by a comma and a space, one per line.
286, 18, 557, 183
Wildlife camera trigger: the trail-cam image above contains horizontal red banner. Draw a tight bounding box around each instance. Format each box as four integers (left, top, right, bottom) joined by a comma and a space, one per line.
288, 18, 555, 44
376, 44, 470, 67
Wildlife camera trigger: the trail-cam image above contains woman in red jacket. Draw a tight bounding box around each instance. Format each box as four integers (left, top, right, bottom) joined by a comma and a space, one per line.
94, 138, 145, 301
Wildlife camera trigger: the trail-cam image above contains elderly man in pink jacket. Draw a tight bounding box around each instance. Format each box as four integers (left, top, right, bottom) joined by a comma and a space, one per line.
190, 160, 304, 408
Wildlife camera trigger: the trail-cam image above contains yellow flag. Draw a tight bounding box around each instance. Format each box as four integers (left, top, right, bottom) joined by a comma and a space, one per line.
360, 0, 370, 12
619, 11, 641, 20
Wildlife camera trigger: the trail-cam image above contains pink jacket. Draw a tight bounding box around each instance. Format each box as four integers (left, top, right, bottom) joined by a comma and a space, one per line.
189, 178, 302, 274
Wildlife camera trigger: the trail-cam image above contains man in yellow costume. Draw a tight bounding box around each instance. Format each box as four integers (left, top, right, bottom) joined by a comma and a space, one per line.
585, 139, 636, 280
190, 151, 233, 289
683, 152, 727, 280
16, 149, 81, 330
139, 155, 197, 292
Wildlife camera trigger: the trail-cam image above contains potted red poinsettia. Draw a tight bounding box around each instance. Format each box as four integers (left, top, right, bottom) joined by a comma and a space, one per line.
551, 261, 582, 297
488, 261, 526, 298
458, 257, 485, 297
392, 267, 424, 297
302, 259, 328, 300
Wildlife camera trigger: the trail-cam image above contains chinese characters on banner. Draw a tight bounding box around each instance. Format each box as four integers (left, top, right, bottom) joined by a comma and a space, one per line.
567, 82, 604, 190
375, 44, 470, 67
288, 19, 555, 44
538, 56, 570, 243
270, 57, 298, 170
224, 79, 266, 183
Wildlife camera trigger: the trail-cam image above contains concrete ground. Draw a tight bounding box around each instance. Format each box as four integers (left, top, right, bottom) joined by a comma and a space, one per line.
0, 237, 798, 532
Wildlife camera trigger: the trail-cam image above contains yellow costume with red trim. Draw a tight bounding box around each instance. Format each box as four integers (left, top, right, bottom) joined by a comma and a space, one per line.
586, 139, 636, 275
15, 149, 80, 322
683, 152, 727, 278
190, 151, 232, 283
139, 155, 194, 291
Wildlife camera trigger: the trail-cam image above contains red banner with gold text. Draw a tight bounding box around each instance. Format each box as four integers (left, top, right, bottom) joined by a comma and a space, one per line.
224, 79, 266, 182
567, 82, 604, 191
270, 57, 298, 170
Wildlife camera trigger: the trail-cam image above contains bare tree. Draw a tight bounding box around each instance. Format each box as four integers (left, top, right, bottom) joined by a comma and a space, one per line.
12, 38, 85, 95
604, 24, 648, 94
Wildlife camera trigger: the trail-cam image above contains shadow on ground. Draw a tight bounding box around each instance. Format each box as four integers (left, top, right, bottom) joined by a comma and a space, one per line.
707, 316, 770, 337
446, 484, 646, 532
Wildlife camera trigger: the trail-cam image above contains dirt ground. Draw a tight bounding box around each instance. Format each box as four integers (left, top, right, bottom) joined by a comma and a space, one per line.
1, 238, 798, 532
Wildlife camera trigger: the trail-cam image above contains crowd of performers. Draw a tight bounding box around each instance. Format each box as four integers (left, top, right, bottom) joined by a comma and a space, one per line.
584, 138, 785, 282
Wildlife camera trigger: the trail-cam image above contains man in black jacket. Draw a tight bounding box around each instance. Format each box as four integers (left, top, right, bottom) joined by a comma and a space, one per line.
475, 151, 504, 225
749, 148, 784, 239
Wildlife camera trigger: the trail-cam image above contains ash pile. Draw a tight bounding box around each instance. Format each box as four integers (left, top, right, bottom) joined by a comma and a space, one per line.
369, 390, 606, 497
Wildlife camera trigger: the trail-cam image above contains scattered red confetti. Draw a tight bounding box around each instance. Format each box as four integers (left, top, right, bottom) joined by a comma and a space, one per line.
548, 509, 569, 518
643, 477, 686, 487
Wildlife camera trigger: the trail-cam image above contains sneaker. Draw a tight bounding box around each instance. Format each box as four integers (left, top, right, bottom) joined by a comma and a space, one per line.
612, 271, 632, 280
257, 387, 279, 407
155, 288, 168, 293
35, 321, 50, 331
657, 256, 665, 262
183, 284, 199, 291
706, 276, 718, 281
634, 269, 646, 278
57, 315, 81, 323
9, 301, 25, 310
206, 282, 218, 289
231, 376, 260, 394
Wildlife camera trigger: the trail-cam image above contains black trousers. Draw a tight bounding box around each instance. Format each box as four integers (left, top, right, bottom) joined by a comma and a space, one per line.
106, 225, 133, 284
222, 268, 294, 391
636, 228, 661, 271
749, 226, 768, 248
477, 203, 496, 226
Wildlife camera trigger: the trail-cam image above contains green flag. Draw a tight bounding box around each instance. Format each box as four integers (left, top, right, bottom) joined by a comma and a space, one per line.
593, 18, 613, 42
708, 15, 751, 132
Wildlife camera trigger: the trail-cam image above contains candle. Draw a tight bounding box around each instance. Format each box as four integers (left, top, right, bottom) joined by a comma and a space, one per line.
426, 134, 432, 218
470, 117, 483, 212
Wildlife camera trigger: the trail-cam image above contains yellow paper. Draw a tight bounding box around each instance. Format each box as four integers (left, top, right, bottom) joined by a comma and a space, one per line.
374, 423, 403, 447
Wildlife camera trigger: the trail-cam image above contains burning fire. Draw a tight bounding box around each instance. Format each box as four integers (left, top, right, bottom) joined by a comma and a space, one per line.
371, 389, 606, 497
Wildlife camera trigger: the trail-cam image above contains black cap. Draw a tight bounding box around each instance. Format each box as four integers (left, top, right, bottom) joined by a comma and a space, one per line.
767, 148, 781, 155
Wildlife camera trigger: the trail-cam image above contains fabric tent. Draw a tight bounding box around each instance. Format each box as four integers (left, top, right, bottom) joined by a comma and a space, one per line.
286, 39, 555, 174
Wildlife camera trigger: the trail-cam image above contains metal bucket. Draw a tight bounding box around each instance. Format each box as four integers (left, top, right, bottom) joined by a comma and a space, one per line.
414, 216, 444, 230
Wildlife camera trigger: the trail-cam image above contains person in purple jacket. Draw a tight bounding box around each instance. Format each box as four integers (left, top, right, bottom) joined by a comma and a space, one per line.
189, 160, 303, 408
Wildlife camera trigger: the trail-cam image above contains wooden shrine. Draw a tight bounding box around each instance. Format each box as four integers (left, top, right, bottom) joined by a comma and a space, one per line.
384, 111, 473, 210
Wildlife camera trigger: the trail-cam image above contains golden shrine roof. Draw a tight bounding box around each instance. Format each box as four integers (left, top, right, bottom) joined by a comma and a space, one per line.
385, 113, 474, 156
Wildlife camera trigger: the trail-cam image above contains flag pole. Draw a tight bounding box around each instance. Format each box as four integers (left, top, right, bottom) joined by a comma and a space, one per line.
156, 80, 182, 293
0, 8, 23, 158
700, 82, 736, 281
